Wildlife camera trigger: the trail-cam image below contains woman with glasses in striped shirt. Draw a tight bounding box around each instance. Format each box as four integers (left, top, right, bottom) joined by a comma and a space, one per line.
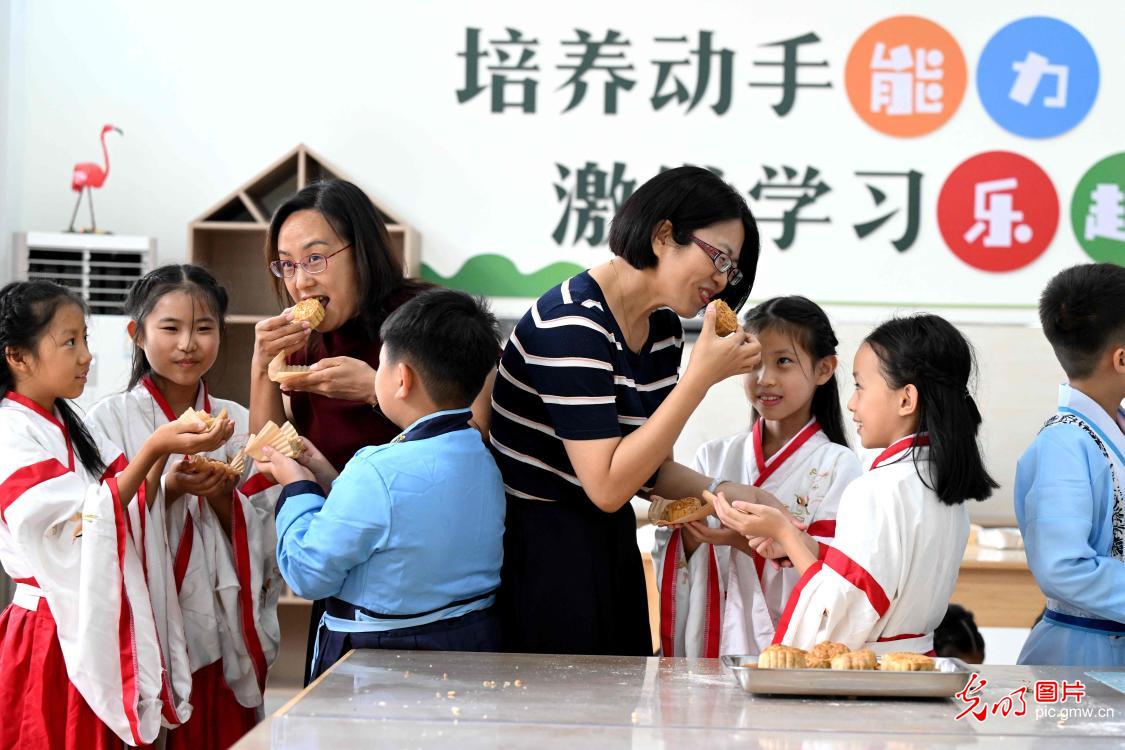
490, 166, 774, 656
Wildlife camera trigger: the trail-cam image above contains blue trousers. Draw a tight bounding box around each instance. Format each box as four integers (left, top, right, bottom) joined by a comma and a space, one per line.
312, 606, 501, 680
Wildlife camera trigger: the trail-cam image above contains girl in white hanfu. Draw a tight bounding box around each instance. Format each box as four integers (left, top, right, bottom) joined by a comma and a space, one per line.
653, 297, 861, 656
0, 280, 232, 749
85, 265, 281, 749
716, 315, 998, 656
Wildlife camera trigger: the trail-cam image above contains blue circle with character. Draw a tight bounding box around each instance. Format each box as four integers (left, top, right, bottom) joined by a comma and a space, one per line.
976, 17, 1099, 138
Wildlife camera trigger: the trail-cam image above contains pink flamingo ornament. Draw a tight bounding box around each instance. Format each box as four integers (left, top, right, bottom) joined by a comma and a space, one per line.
67, 124, 123, 233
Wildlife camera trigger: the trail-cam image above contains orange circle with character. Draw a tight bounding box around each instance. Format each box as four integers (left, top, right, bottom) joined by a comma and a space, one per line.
845, 16, 967, 137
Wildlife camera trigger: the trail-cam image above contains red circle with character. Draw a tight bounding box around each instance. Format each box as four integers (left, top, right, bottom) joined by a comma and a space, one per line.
936, 151, 1058, 272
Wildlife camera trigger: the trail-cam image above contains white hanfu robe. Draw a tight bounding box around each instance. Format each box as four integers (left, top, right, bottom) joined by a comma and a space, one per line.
653, 419, 861, 656
1016, 385, 1125, 667
85, 378, 281, 715
0, 391, 174, 746
773, 434, 970, 655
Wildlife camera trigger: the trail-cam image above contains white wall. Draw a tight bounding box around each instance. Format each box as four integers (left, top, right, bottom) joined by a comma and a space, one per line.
0, 0, 13, 281
0, 0, 10, 606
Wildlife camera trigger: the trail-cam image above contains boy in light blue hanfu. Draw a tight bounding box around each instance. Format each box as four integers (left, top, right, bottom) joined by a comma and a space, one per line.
1017, 263, 1125, 667
257, 289, 505, 680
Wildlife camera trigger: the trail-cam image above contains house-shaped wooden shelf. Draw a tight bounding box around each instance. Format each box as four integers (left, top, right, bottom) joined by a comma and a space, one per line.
189, 144, 420, 404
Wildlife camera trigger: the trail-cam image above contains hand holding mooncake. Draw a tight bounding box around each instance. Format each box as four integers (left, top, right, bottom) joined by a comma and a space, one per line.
268, 298, 325, 383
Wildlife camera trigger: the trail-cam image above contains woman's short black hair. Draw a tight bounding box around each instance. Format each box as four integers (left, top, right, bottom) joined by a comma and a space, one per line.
607, 166, 759, 311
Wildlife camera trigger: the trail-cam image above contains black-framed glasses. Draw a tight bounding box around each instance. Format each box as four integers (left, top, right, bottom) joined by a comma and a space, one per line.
269, 244, 353, 279
691, 236, 743, 286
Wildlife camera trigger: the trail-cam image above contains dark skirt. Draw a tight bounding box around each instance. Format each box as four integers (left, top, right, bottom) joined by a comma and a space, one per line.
303, 599, 326, 686
311, 606, 501, 681
499, 495, 652, 656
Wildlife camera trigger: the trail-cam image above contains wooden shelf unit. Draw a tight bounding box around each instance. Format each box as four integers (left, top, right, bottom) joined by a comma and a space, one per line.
188, 144, 419, 405
189, 146, 420, 688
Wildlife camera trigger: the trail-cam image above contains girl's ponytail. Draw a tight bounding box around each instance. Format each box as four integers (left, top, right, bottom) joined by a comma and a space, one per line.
865, 315, 998, 505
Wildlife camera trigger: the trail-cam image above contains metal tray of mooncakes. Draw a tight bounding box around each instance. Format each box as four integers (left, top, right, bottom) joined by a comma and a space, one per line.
721, 655, 974, 698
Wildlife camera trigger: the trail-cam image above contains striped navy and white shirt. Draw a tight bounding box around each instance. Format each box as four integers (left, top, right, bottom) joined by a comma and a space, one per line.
490, 271, 684, 505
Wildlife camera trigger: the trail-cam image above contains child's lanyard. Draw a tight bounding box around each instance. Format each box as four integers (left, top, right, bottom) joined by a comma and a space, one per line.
1042, 411, 1124, 563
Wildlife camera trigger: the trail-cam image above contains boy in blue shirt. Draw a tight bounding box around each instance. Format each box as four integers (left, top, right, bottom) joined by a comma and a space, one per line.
1016, 263, 1125, 667
259, 289, 505, 679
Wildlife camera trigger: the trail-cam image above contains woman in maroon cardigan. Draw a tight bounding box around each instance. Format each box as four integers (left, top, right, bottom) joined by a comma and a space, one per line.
249, 179, 492, 682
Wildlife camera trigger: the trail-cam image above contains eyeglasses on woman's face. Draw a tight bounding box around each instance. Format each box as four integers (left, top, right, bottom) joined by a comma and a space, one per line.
269, 243, 352, 278
691, 235, 742, 286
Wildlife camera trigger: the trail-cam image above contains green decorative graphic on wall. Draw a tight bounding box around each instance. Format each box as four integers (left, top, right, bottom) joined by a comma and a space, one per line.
1071, 152, 1125, 266
422, 254, 585, 297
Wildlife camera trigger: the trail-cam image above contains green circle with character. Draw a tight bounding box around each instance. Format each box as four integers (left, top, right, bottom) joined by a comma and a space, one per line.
1071, 152, 1125, 265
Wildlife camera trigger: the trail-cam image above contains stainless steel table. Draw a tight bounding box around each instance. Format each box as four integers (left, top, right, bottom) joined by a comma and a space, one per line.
235, 650, 1125, 749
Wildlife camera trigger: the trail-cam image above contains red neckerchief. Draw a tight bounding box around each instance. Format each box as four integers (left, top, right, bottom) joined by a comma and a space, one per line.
2, 391, 74, 471
140, 375, 210, 422
869, 433, 930, 471
752, 418, 822, 487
